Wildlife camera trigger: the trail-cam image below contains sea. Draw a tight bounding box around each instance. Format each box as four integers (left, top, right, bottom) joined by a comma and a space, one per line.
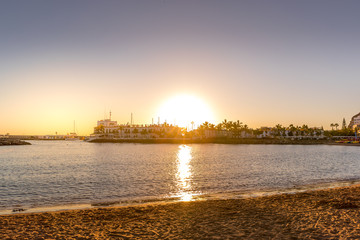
1, 140, 360, 214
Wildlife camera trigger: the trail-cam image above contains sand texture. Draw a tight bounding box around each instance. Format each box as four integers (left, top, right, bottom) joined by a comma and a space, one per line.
2, 185, 360, 239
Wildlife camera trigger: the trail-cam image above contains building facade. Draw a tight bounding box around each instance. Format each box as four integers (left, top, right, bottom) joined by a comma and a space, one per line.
89, 116, 183, 140
349, 112, 360, 129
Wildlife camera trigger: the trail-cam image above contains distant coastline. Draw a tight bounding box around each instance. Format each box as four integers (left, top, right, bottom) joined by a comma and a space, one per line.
3, 137, 359, 146
88, 137, 336, 145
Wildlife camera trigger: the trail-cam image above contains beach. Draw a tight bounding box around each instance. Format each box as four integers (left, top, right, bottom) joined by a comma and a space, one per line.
2, 185, 360, 239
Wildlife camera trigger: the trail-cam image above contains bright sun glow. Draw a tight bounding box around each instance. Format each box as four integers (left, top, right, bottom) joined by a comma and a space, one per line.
157, 95, 215, 128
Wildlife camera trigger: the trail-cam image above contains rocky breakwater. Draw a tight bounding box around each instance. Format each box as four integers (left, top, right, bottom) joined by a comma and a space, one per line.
0, 139, 31, 146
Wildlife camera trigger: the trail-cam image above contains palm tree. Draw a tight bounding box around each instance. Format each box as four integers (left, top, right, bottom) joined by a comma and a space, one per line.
308, 128, 314, 137
275, 124, 283, 136
236, 120, 243, 129
221, 119, 228, 131
202, 121, 210, 129
241, 124, 250, 137
288, 124, 296, 136
231, 121, 238, 138
342, 118, 347, 130
301, 124, 309, 136
197, 125, 206, 137
334, 123, 339, 130
243, 124, 249, 132
330, 123, 335, 131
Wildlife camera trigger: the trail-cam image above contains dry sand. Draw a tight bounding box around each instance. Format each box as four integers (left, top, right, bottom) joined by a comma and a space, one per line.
2, 185, 360, 239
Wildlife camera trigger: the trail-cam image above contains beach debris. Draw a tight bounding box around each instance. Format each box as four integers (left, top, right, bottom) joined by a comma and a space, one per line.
91, 201, 119, 207
12, 208, 26, 212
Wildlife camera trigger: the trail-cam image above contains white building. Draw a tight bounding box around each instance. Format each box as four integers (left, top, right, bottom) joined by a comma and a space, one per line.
96, 119, 118, 134
349, 112, 360, 129
89, 114, 183, 140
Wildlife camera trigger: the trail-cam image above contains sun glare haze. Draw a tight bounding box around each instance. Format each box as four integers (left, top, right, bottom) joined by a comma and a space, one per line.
1, 1, 360, 135
157, 95, 215, 129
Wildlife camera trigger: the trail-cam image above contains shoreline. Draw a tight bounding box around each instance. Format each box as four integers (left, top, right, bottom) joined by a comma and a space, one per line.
2, 179, 359, 216
2, 184, 360, 238
88, 137, 335, 145
14, 138, 360, 146
88, 137, 360, 147
1, 179, 359, 216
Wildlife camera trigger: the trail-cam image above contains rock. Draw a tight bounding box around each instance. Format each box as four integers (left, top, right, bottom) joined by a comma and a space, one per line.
0, 139, 31, 146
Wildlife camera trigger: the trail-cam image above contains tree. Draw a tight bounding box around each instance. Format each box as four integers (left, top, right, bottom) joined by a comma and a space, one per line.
334, 123, 339, 130
330, 123, 335, 130
342, 118, 347, 130
288, 124, 296, 136
221, 119, 228, 131
275, 124, 283, 136
243, 124, 249, 134
196, 124, 205, 137
253, 128, 263, 136
95, 125, 104, 133
236, 120, 243, 129
301, 124, 309, 136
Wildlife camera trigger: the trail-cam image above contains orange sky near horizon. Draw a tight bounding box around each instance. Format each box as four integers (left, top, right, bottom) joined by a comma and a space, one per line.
1, 1, 360, 135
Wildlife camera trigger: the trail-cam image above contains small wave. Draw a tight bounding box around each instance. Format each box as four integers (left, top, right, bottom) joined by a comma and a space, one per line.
2, 179, 360, 215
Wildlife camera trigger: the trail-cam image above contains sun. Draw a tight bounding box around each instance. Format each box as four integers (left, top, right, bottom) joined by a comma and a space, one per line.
156, 94, 215, 129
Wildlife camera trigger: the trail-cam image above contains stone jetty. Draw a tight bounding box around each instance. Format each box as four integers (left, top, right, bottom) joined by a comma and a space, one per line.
0, 139, 31, 146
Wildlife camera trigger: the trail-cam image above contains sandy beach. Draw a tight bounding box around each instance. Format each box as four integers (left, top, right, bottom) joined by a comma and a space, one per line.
2, 185, 360, 239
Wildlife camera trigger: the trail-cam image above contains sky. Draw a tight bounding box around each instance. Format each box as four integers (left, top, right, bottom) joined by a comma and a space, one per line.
1, 0, 360, 135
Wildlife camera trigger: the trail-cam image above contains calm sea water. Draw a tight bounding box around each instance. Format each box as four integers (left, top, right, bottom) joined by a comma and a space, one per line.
1, 140, 360, 210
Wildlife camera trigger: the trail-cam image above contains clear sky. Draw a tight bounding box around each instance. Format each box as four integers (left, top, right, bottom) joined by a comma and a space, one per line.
1, 0, 360, 135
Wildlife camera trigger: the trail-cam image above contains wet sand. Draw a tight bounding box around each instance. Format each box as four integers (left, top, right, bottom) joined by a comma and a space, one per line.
2, 185, 360, 239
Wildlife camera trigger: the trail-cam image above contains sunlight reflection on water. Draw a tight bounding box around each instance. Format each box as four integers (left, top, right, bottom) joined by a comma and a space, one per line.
175, 145, 198, 201
2, 141, 360, 210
